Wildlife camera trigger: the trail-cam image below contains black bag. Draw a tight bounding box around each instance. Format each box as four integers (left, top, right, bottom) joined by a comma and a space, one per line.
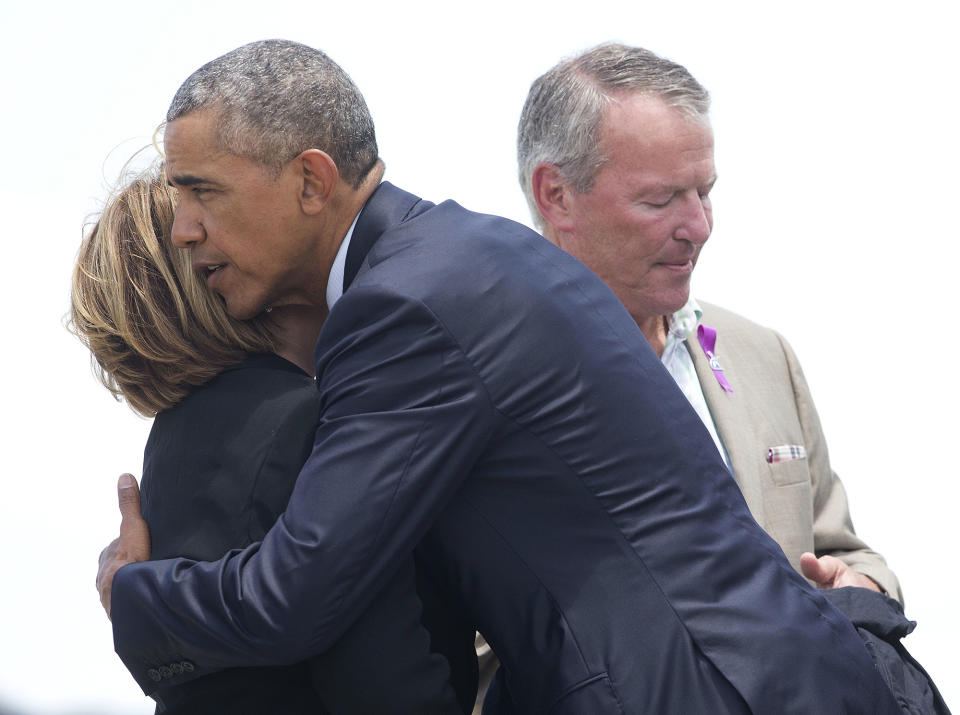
824, 587, 951, 715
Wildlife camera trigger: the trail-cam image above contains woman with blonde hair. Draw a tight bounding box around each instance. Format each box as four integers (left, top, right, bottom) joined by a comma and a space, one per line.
70, 165, 462, 714
72, 163, 278, 417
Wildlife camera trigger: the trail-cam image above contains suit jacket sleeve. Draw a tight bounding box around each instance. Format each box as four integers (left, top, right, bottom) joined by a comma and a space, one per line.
111, 287, 500, 695
776, 331, 903, 602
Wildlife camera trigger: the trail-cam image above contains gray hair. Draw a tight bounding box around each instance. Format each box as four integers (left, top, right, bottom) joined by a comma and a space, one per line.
518, 43, 711, 229
167, 39, 378, 188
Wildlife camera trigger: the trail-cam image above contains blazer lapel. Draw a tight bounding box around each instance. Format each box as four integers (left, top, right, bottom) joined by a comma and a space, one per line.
344, 182, 427, 292
686, 332, 767, 526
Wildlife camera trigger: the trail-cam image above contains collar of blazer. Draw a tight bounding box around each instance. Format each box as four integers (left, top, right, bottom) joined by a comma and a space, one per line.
344, 182, 429, 293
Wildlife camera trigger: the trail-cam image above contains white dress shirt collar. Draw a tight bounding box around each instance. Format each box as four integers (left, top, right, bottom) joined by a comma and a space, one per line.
325, 212, 361, 311
661, 296, 732, 471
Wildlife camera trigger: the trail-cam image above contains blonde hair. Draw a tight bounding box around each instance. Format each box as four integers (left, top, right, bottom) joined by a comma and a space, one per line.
69, 164, 275, 417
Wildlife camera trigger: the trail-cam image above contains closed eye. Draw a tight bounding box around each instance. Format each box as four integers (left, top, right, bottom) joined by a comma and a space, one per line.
699, 177, 717, 200
642, 196, 673, 208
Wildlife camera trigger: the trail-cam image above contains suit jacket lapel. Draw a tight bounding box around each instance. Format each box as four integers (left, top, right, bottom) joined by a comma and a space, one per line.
344, 182, 427, 292
686, 332, 767, 527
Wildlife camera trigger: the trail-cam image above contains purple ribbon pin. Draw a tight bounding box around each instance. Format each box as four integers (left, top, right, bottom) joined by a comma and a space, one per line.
697, 324, 733, 393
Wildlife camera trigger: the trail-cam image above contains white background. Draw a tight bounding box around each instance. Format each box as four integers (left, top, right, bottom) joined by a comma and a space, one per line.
1, 1, 956, 712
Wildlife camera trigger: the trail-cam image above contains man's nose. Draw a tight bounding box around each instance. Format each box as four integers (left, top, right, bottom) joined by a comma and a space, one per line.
673, 192, 712, 244
170, 205, 205, 248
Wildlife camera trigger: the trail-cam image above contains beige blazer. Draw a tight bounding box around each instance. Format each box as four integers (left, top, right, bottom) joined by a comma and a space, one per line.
689, 302, 901, 602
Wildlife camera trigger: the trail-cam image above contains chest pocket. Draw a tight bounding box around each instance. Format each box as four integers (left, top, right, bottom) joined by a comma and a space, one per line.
767, 455, 809, 487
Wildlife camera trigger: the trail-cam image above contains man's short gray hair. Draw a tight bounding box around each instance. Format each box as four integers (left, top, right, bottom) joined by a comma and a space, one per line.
167, 39, 378, 188
517, 43, 711, 230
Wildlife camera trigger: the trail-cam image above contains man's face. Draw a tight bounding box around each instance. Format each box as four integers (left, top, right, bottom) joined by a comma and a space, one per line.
164, 111, 321, 319
554, 94, 716, 326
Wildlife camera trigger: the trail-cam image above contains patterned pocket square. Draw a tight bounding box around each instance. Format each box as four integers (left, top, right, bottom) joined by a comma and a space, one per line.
766, 444, 807, 463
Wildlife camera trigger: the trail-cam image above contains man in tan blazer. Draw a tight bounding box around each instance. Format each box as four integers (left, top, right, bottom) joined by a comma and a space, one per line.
517, 41, 899, 601
469, 43, 902, 713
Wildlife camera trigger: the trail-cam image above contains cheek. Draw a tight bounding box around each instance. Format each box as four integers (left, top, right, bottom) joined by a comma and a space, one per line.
627, 217, 674, 255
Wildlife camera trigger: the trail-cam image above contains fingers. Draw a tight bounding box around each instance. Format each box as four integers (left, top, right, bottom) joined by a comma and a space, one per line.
97, 539, 116, 593
98, 538, 119, 573
99, 568, 113, 618
97, 538, 121, 619
840, 570, 882, 593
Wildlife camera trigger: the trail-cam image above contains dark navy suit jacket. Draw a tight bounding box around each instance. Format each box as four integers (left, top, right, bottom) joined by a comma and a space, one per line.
113, 183, 899, 714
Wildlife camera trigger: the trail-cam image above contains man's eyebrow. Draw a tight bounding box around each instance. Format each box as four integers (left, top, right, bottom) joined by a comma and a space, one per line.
635, 174, 718, 196
668, 175, 719, 195
166, 174, 217, 188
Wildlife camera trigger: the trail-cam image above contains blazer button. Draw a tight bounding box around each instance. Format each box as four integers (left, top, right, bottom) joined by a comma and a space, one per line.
147, 669, 162, 682
181, 660, 195, 672
159, 665, 173, 679
171, 662, 184, 675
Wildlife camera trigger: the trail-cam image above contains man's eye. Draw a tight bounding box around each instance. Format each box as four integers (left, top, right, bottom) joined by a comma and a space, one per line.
643, 197, 672, 208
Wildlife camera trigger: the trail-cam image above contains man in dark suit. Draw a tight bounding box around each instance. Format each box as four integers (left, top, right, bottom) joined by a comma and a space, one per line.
96, 40, 901, 713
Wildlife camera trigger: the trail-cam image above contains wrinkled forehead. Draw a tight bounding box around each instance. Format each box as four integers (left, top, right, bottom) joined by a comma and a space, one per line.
593, 94, 716, 187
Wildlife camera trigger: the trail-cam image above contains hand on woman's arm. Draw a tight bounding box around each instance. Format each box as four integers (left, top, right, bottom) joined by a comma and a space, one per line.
97, 474, 150, 619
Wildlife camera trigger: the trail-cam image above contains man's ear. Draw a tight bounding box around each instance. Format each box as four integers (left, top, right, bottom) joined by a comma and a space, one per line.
297, 149, 339, 215
531, 163, 576, 234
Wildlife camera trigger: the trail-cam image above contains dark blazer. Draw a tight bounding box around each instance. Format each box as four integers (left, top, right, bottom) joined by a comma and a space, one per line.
114, 183, 900, 714
139, 353, 459, 714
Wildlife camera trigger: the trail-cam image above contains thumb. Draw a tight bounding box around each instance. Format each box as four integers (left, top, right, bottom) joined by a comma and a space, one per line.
799, 552, 829, 583
117, 473, 142, 522
116, 473, 150, 560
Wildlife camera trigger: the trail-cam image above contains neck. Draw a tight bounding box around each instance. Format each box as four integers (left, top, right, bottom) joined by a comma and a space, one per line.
329, 163, 385, 254
317, 161, 386, 310
637, 314, 669, 358
268, 305, 329, 376
341, 160, 386, 231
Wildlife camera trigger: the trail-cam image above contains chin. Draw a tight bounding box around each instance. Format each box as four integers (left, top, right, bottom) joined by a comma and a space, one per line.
653, 289, 692, 317
223, 298, 263, 321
